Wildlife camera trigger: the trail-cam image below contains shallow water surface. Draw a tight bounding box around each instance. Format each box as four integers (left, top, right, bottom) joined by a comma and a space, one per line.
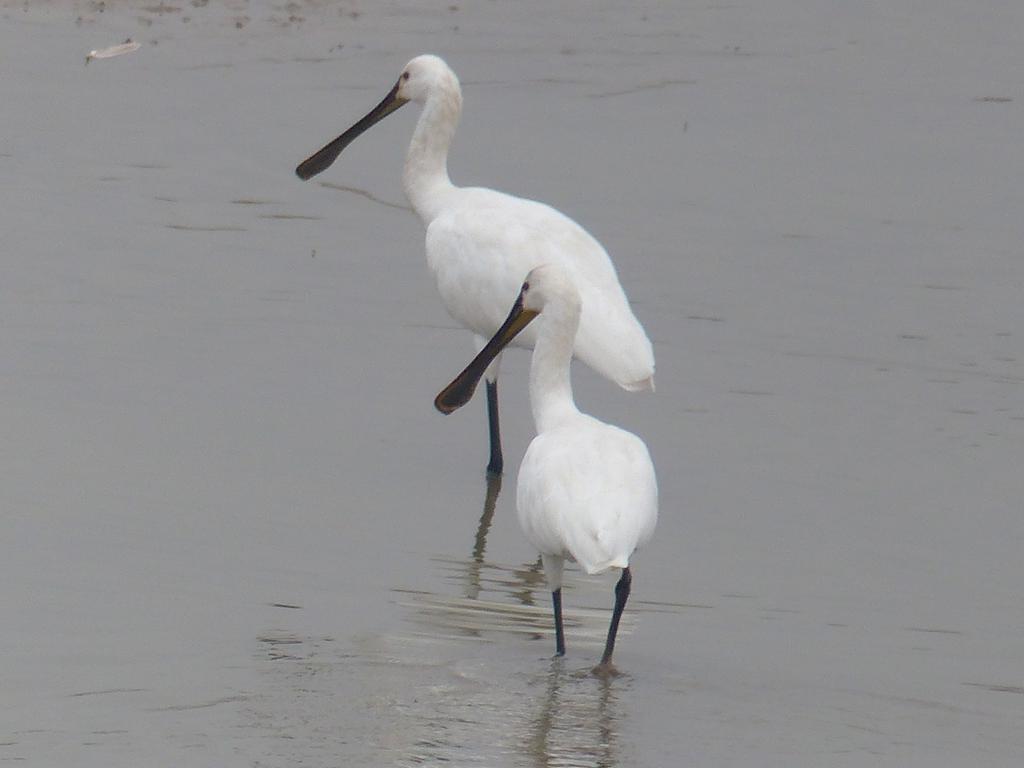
2, 1, 1023, 766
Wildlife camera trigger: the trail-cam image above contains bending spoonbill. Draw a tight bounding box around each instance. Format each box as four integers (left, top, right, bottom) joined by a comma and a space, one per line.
296, 55, 654, 476
435, 265, 658, 671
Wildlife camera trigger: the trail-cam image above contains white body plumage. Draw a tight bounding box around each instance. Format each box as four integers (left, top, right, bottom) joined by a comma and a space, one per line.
510, 265, 658, 591
402, 55, 655, 392
298, 54, 654, 474
518, 413, 658, 591
434, 264, 658, 667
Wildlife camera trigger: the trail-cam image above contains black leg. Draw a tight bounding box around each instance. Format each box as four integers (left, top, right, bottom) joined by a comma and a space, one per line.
485, 379, 503, 476
552, 588, 566, 656
598, 567, 631, 668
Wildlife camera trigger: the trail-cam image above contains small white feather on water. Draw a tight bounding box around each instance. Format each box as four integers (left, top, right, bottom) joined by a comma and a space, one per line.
85, 39, 141, 65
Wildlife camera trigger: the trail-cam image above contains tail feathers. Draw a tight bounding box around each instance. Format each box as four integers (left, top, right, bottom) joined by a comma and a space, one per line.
575, 289, 655, 392
579, 554, 630, 576
563, 524, 630, 575
620, 374, 655, 393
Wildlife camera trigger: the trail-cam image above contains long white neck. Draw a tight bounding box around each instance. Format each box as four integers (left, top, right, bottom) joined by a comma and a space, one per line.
530, 298, 582, 434
403, 87, 460, 224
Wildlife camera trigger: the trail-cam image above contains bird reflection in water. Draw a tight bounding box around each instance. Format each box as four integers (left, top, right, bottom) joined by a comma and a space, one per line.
464, 473, 546, 607
396, 474, 558, 643
396, 473, 636, 650
381, 475, 636, 767
526, 658, 623, 768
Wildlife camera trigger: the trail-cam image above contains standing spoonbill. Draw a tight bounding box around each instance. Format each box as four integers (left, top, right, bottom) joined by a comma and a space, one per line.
296, 55, 654, 476
435, 264, 658, 672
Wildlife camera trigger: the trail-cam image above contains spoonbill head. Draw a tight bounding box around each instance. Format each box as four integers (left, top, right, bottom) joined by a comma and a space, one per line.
297, 55, 655, 476
436, 265, 659, 672
295, 55, 454, 180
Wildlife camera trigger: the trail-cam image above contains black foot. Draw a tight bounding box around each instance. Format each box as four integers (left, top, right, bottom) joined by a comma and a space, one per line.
591, 661, 623, 678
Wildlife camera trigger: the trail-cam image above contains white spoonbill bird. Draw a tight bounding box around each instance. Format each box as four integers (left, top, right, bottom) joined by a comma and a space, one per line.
435, 265, 658, 671
296, 54, 654, 476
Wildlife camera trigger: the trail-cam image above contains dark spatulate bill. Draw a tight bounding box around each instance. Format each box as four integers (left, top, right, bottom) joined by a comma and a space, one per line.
295, 81, 407, 180
435, 292, 539, 414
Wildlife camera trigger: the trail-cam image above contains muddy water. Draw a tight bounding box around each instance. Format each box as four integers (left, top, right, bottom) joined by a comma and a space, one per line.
2, 1, 1023, 766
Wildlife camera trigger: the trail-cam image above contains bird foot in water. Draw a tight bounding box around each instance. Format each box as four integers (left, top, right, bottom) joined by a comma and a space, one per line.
590, 660, 623, 679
